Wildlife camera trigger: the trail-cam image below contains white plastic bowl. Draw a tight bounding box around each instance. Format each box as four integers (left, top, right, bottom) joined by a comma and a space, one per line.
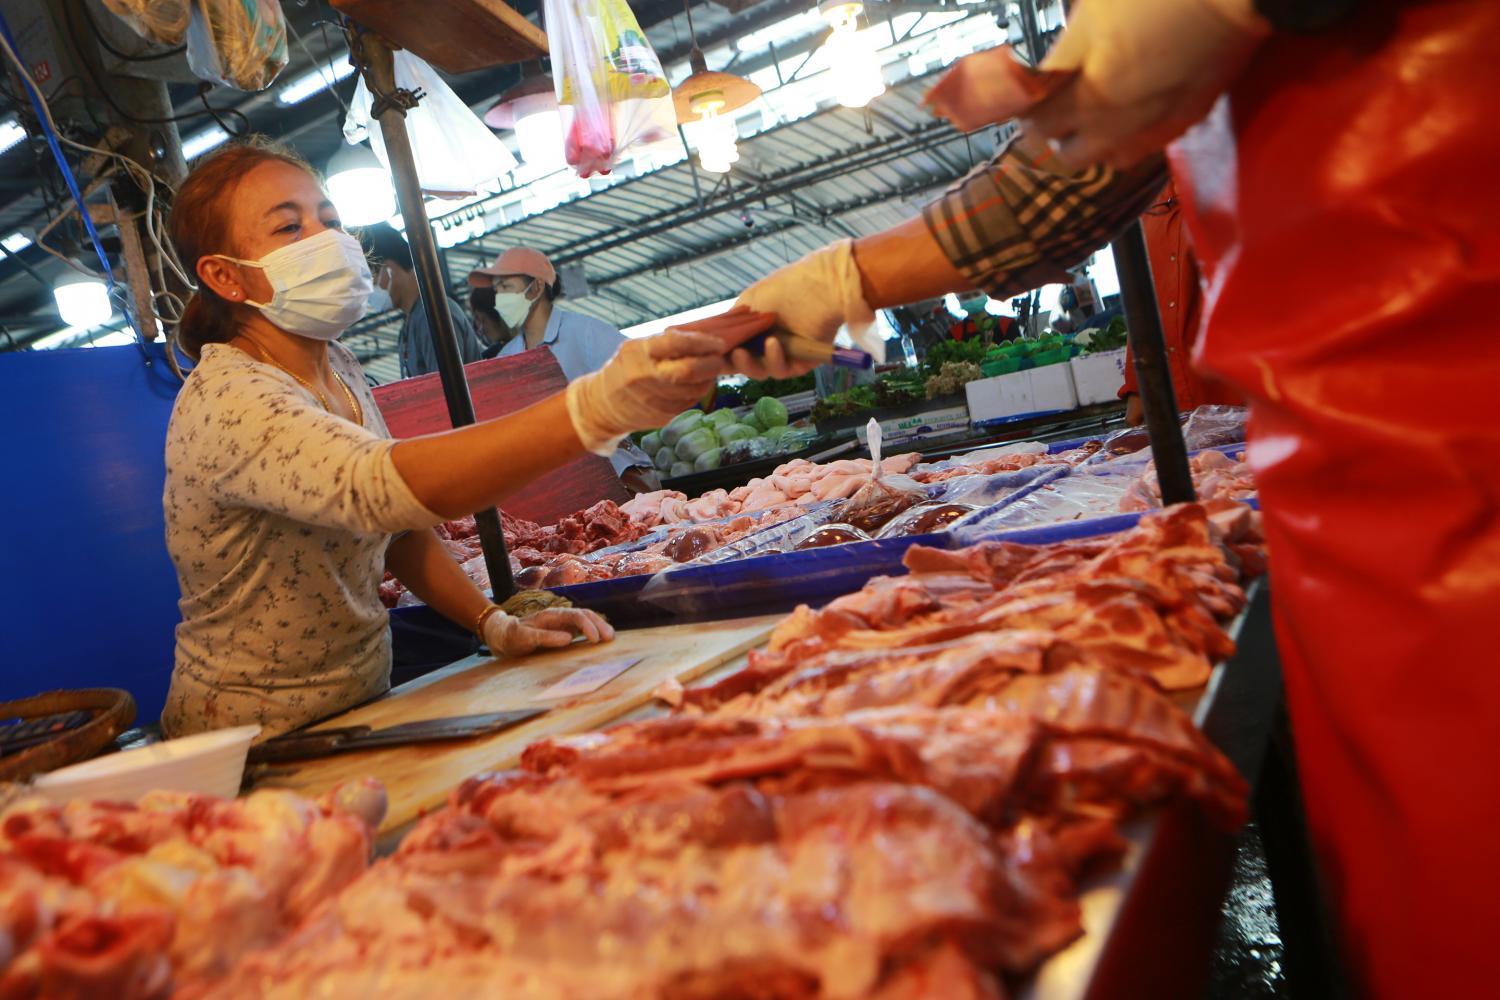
32, 725, 260, 804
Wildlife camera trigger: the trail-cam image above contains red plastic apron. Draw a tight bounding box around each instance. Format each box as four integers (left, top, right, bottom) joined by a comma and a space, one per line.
1169, 1, 1500, 993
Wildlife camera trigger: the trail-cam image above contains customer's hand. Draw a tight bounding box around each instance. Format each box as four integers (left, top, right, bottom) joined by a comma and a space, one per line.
1124, 392, 1145, 427
482, 607, 615, 657
1025, 0, 1269, 170
734, 238, 877, 378
566, 329, 723, 454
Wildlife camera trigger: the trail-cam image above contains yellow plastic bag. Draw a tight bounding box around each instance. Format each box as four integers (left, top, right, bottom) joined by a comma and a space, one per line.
555, 0, 669, 105
547, 0, 675, 175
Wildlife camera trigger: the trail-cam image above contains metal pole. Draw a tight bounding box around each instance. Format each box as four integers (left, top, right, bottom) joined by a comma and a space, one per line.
1112, 221, 1195, 505
357, 33, 516, 600
1017, 0, 1044, 66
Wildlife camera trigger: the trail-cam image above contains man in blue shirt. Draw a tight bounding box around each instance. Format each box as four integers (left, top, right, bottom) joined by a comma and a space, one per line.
469, 247, 657, 490
364, 225, 486, 379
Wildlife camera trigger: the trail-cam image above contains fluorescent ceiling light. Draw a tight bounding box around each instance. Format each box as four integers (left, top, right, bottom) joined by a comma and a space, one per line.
1, 231, 32, 253
182, 127, 230, 160
54, 272, 113, 328
277, 57, 356, 106
0, 117, 26, 155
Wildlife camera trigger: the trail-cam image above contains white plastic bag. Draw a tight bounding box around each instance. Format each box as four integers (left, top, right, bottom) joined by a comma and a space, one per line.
184, 0, 287, 92
344, 51, 518, 197
545, 0, 676, 177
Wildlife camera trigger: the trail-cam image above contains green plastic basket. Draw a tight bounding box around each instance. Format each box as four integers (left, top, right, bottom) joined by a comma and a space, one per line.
981, 356, 1025, 377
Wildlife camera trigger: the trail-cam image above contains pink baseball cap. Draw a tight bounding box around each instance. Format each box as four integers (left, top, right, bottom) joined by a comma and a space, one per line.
468, 247, 556, 288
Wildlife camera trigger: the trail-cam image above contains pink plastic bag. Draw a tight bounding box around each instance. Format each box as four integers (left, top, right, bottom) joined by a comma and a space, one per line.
544, 0, 675, 176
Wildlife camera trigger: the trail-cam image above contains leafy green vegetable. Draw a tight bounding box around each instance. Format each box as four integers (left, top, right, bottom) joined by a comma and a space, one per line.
640, 430, 662, 455
654, 446, 676, 471
669, 461, 694, 478
719, 423, 758, 444
661, 409, 705, 448
921, 339, 988, 378
674, 426, 720, 461
693, 447, 723, 473
706, 409, 739, 429
1079, 316, 1128, 352
754, 396, 789, 428
740, 373, 816, 403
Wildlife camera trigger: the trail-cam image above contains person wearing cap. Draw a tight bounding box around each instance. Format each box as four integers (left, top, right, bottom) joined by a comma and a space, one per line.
469, 247, 658, 492
364, 224, 487, 379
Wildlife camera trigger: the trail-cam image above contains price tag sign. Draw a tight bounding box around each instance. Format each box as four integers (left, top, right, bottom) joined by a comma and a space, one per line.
533, 656, 644, 703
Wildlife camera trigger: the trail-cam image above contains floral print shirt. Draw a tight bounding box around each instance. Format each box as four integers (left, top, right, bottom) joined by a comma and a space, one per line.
161, 342, 440, 739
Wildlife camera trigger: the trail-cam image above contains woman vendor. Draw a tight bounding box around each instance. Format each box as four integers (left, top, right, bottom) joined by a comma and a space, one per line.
160, 140, 724, 739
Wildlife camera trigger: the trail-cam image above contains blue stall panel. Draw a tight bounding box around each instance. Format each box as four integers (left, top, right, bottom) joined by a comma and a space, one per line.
0, 343, 182, 721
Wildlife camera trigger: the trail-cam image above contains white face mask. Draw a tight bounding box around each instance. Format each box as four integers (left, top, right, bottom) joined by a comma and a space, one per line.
215, 229, 372, 341
493, 280, 537, 329
365, 266, 394, 316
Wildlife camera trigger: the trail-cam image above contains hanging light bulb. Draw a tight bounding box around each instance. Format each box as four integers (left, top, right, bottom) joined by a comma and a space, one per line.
485, 63, 566, 171
327, 142, 396, 225
672, 3, 761, 176
819, 0, 886, 109
687, 93, 739, 173
53, 270, 112, 328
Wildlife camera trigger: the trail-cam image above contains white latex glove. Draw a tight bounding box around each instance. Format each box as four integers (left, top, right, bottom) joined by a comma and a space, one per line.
734, 238, 881, 379
481, 607, 615, 657
565, 329, 723, 455
1026, 0, 1270, 170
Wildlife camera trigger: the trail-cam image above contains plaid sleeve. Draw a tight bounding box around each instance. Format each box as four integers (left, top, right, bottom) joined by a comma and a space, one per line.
923, 135, 1168, 299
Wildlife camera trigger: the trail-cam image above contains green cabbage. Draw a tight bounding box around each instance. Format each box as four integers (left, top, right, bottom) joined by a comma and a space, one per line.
706, 408, 738, 429
693, 447, 723, 472
661, 409, 705, 448
669, 461, 694, 478
640, 430, 662, 455
674, 426, 719, 461
754, 396, 789, 428
654, 446, 676, 471
760, 424, 791, 445
718, 423, 758, 444
743, 410, 766, 432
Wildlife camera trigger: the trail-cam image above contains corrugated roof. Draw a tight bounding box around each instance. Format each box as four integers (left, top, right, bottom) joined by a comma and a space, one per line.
343, 66, 1004, 378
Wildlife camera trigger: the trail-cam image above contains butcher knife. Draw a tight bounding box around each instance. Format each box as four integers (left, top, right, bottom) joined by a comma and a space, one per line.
246, 709, 546, 764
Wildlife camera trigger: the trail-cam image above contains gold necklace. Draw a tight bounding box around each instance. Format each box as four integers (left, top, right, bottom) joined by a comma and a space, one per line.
247, 341, 363, 426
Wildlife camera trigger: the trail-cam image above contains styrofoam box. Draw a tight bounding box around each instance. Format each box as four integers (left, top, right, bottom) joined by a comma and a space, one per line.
1028, 362, 1079, 412
1070, 348, 1127, 405
855, 405, 971, 446
965, 370, 1035, 423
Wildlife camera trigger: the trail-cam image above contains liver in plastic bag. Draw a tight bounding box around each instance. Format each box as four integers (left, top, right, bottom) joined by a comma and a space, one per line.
875, 503, 978, 538
185, 0, 288, 93
794, 525, 870, 550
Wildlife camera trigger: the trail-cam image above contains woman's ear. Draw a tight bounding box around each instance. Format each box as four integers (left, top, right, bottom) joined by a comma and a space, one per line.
197, 256, 246, 302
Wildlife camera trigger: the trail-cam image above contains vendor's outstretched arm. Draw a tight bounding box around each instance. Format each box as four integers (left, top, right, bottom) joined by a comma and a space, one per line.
734, 133, 1166, 377
391, 329, 723, 521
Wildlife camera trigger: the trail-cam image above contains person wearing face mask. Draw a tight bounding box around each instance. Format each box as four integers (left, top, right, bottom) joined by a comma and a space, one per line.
468, 285, 513, 358
159, 139, 726, 739
362, 224, 487, 379
468, 248, 659, 493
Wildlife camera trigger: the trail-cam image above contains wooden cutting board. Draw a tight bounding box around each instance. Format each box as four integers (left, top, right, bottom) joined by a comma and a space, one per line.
250, 616, 779, 835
